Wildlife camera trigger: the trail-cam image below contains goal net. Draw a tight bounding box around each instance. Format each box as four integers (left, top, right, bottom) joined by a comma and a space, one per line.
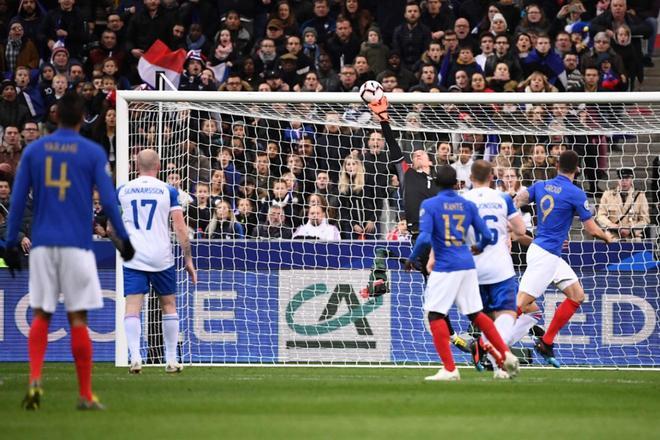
115, 91, 659, 368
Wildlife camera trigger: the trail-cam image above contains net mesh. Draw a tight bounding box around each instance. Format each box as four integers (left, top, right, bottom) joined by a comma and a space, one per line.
119, 94, 659, 367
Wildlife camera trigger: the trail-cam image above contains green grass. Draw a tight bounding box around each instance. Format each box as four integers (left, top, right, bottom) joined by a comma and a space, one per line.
1, 363, 659, 440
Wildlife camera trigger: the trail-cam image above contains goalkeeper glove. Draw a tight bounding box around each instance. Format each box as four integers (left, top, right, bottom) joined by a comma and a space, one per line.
368, 96, 390, 122
116, 238, 136, 261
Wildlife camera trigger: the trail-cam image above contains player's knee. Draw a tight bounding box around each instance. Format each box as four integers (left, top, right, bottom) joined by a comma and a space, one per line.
427, 311, 446, 322
565, 284, 585, 304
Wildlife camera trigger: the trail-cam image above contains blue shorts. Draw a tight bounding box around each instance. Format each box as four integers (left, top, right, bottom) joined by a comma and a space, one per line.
479, 276, 517, 313
124, 266, 176, 296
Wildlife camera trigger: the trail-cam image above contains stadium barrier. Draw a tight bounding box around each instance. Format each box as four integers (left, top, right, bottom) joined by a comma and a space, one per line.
1, 240, 657, 366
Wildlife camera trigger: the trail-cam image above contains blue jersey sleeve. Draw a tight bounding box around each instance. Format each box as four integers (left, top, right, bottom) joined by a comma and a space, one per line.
94, 153, 129, 241
527, 181, 537, 203
418, 200, 433, 235
573, 188, 592, 222
502, 193, 517, 217
5, 149, 32, 246
469, 202, 493, 251
168, 185, 180, 208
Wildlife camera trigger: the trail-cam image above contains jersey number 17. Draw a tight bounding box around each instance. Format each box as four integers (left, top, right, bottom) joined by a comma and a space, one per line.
131, 199, 157, 230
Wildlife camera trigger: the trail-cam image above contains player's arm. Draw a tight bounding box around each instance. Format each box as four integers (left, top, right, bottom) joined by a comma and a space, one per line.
171, 208, 197, 284
514, 188, 530, 208
369, 96, 406, 184
4, 153, 31, 247
94, 157, 134, 260
470, 203, 493, 253
583, 218, 614, 243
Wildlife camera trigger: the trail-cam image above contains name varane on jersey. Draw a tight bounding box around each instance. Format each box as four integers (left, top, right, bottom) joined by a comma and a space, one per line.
5, 128, 128, 249
529, 175, 592, 256
118, 176, 181, 272
464, 187, 520, 284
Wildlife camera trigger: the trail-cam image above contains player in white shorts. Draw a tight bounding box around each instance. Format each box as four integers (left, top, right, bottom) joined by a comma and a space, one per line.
117, 149, 196, 374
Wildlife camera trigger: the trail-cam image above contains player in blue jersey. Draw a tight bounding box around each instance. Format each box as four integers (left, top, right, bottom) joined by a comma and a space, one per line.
463, 160, 528, 378
0, 92, 135, 410
406, 165, 520, 381
117, 149, 197, 374
514, 150, 613, 367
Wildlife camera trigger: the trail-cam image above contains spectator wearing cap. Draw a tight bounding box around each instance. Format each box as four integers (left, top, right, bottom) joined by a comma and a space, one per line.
596, 168, 650, 240
179, 50, 208, 91
125, 0, 175, 63
325, 16, 361, 71
263, 69, 289, 91
265, 18, 287, 53
392, 1, 431, 70
300, 0, 336, 44
359, 26, 390, 75
422, 0, 455, 41
521, 34, 567, 91
40, 0, 85, 59
253, 38, 279, 75
277, 52, 300, 88
0, 19, 39, 75
50, 42, 70, 76
0, 79, 30, 130
301, 27, 321, 66
580, 32, 626, 80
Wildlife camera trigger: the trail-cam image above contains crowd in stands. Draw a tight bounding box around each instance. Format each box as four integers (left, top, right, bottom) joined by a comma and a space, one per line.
0, 0, 657, 243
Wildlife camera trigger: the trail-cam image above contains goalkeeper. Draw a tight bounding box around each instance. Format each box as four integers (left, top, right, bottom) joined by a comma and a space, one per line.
368, 96, 471, 353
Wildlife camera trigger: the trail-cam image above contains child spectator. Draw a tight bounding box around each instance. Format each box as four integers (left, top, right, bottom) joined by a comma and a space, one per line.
207, 199, 245, 239
235, 197, 258, 237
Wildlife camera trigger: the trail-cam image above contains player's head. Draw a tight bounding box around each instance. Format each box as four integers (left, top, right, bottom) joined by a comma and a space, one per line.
435, 165, 458, 189
470, 160, 492, 185
137, 149, 161, 175
56, 91, 85, 128
558, 150, 579, 175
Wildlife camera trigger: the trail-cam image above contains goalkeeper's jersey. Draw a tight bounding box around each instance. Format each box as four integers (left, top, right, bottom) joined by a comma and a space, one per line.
118, 176, 180, 272
463, 187, 519, 284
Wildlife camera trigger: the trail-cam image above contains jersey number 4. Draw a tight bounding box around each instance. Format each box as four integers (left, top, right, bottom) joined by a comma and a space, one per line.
45, 156, 71, 201
131, 199, 157, 230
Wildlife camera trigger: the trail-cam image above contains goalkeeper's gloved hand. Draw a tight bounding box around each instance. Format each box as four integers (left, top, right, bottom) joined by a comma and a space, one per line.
1, 245, 23, 277
117, 238, 136, 261
368, 96, 390, 122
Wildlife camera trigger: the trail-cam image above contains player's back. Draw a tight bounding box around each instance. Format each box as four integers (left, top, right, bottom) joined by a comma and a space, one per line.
118, 176, 179, 271
530, 175, 592, 256
420, 189, 482, 272
20, 128, 108, 249
464, 187, 516, 284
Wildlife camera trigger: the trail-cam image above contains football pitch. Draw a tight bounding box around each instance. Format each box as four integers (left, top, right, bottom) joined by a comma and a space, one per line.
1, 363, 659, 440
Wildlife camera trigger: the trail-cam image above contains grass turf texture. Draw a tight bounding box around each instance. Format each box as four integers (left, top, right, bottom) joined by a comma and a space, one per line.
1, 363, 659, 439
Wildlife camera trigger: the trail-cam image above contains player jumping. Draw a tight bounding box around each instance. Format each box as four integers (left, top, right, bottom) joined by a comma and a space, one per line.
513, 150, 613, 367
117, 149, 197, 374
406, 165, 520, 381
1, 92, 135, 410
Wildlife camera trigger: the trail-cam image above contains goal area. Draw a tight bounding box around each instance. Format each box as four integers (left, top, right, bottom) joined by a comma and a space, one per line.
115, 91, 659, 368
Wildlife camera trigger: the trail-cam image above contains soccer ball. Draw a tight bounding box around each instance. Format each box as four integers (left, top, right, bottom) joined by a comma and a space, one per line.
359, 80, 384, 104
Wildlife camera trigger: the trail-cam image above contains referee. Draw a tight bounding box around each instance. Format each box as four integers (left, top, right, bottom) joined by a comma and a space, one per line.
368, 96, 471, 353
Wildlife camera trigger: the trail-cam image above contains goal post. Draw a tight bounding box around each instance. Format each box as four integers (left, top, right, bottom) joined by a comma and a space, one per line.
115, 90, 659, 368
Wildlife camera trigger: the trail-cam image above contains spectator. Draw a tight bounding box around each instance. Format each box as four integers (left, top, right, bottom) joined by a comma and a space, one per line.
386, 218, 411, 241
293, 204, 341, 240
235, 197, 258, 237
596, 167, 650, 240
165, 21, 187, 51
519, 71, 558, 93
392, 1, 431, 70
179, 50, 208, 91
612, 24, 642, 89
454, 18, 476, 52
301, 27, 321, 66
255, 205, 292, 239
489, 12, 508, 35
493, 141, 515, 178
353, 55, 375, 87
41, 0, 86, 59
0, 79, 30, 130
451, 143, 474, 190
209, 28, 237, 67
514, 32, 533, 59
253, 38, 278, 75
484, 34, 522, 80
412, 40, 443, 74
313, 171, 339, 208
0, 19, 39, 75
498, 167, 533, 229
487, 61, 518, 91
185, 23, 211, 53
473, 3, 502, 35
362, 129, 397, 228
422, 0, 455, 41
521, 34, 567, 90
14, 65, 45, 122
90, 107, 117, 172
283, 35, 314, 76
264, 18, 287, 53
188, 182, 214, 236
435, 141, 453, 166
338, 64, 359, 92
166, 169, 194, 210
300, 0, 336, 44
49, 42, 70, 76
218, 10, 252, 58
125, 0, 174, 65
554, 31, 573, 57
307, 193, 337, 223
446, 44, 482, 87
359, 26, 389, 75
564, 51, 585, 91
214, 146, 242, 198
598, 54, 626, 91
520, 143, 557, 187
207, 199, 245, 239
270, 0, 299, 36
581, 32, 626, 79
337, 156, 376, 239
21, 120, 40, 146
475, 32, 495, 70
413, 63, 440, 91
325, 16, 361, 71
13, 0, 45, 45
0, 125, 22, 175
317, 52, 341, 91
381, 51, 417, 90
219, 72, 252, 91
262, 178, 303, 227
378, 70, 399, 92
101, 58, 131, 90
515, 3, 551, 36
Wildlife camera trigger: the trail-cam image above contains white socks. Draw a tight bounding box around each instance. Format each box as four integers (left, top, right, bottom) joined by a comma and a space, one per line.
509, 312, 540, 344
162, 313, 179, 364
124, 315, 142, 364
494, 314, 515, 345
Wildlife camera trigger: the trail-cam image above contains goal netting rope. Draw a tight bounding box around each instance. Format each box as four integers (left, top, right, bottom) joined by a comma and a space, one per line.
115, 91, 659, 368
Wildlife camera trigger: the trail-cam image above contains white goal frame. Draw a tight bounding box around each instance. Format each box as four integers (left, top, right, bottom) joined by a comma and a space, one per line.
114, 91, 660, 368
